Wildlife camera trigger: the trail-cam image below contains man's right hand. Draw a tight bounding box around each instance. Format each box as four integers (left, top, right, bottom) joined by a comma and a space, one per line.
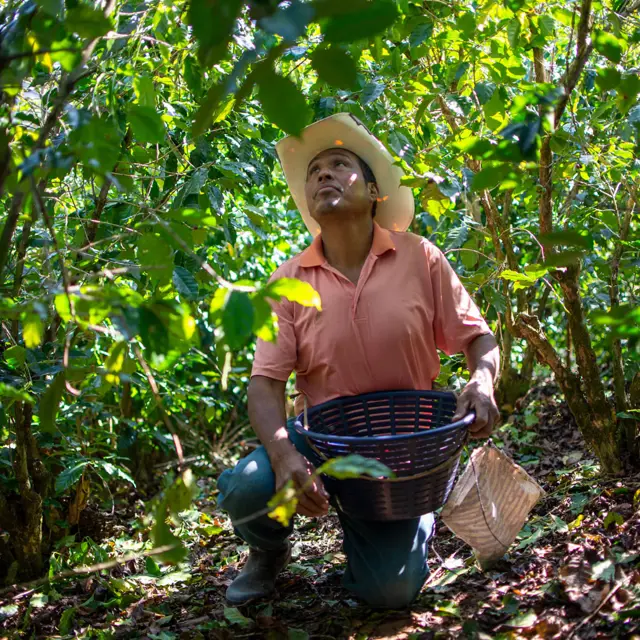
271, 448, 329, 518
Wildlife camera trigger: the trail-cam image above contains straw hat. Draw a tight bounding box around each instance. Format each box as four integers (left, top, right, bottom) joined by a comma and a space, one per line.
275, 113, 415, 236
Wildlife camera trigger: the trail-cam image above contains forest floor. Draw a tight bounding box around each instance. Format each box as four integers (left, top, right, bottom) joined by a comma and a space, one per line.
1, 384, 639, 640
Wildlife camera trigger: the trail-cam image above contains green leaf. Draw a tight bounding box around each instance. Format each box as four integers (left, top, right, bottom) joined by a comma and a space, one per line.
145, 557, 163, 577
222, 290, 254, 349
105, 341, 126, 374
192, 82, 226, 138
322, 0, 398, 43
59, 607, 76, 635
507, 19, 521, 48
0, 383, 35, 405
127, 106, 165, 144
138, 233, 173, 284
268, 479, 298, 526
65, 4, 112, 39
361, 81, 385, 105
594, 31, 624, 63
540, 230, 592, 250
256, 67, 311, 136
133, 75, 156, 108
39, 373, 66, 434
603, 511, 624, 528
173, 267, 199, 300
23, 312, 44, 348
596, 67, 622, 91
471, 165, 509, 191
311, 47, 358, 89
55, 459, 89, 494
224, 607, 252, 627
264, 278, 322, 310
539, 15, 555, 36
505, 610, 537, 628
152, 502, 187, 565
189, 0, 243, 67
319, 454, 394, 480
93, 460, 136, 488
4, 345, 26, 368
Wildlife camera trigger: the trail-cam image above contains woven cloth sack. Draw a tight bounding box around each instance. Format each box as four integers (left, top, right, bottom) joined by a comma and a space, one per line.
441, 442, 545, 568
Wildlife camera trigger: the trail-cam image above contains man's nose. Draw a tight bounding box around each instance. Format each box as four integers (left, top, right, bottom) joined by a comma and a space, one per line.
317, 166, 334, 182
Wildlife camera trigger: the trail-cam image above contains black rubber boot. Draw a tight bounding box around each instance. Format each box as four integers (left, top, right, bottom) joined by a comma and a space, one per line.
226, 543, 292, 605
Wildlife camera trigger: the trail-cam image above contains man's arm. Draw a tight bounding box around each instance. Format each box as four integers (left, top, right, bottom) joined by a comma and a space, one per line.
452, 333, 501, 438
248, 376, 329, 517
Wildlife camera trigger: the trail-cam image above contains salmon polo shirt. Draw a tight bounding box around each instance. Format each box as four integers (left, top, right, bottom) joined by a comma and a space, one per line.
251, 222, 492, 415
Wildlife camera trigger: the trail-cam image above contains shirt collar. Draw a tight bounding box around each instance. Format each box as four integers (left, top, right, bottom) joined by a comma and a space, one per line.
299, 222, 396, 268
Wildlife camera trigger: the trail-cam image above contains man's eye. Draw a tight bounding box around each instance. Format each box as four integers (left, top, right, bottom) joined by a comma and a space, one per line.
336, 160, 346, 167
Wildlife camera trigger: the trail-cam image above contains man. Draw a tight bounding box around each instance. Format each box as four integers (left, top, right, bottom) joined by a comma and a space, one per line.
218, 113, 500, 608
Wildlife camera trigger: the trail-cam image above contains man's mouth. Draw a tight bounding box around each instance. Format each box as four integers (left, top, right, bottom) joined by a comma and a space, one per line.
315, 185, 341, 198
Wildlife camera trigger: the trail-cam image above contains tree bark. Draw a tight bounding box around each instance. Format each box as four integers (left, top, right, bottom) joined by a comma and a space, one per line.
12, 402, 44, 578
514, 313, 621, 473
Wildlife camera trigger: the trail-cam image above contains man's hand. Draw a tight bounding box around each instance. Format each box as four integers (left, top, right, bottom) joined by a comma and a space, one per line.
271, 448, 329, 517
452, 376, 500, 439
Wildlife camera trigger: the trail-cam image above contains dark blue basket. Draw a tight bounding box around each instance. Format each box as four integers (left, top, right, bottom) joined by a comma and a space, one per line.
294, 390, 473, 521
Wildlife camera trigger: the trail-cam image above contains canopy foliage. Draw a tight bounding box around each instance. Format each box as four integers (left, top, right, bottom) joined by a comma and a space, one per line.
0, 0, 639, 586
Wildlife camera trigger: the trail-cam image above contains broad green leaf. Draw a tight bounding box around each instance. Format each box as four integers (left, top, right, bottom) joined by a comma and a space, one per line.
0, 383, 35, 405
311, 47, 358, 89
105, 341, 127, 373
59, 608, 76, 635
540, 230, 592, 250
173, 267, 199, 300
361, 81, 385, 105
65, 4, 112, 39
594, 31, 624, 63
322, 0, 398, 43
265, 278, 322, 310
4, 345, 26, 368
268, 480, 298, 526
192, 82, 226, 137
152, 502, 187, 565
507, 19, 521, 49
93, 460, 136, 488
596, 67, 622, 91
222, 290, 254, 349
133, 76, 156, 108
471, 165, 509, 191
165, 469, 197, 514
127, 106, 165, 144
256, 67, 311, 136
55, 459, 89, 493
138, 233, 173, 284
319, 454, 394, 480
224, 607, 252, 628
189, 0, 243, 67
35, 0, 64, 18
39, 373, 66, 434
505, 610, 537, 628
22, 312, 44, 348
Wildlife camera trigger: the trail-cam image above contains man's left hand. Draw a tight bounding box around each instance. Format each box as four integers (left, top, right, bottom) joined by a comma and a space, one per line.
452, 376, 500, 439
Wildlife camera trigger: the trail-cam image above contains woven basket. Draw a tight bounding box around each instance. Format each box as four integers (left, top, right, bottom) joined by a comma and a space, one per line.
294, 390, 473, 521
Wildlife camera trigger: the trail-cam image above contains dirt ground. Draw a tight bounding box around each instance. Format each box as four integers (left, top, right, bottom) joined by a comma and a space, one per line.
2, 384, 639, 639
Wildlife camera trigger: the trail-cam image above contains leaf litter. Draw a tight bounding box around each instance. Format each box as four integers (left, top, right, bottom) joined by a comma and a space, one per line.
1, 383, 639, 639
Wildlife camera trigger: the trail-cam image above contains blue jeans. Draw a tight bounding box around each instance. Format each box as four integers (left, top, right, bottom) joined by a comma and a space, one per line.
217, 420, 434, 609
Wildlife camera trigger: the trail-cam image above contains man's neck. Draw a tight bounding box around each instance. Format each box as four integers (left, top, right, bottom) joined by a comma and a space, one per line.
320, 217, 374, 272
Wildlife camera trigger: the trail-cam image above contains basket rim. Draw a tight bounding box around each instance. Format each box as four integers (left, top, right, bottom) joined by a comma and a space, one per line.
293, 389, 474, 444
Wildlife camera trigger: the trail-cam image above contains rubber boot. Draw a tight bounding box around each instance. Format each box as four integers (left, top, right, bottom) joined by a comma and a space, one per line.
226, 543, 292, 605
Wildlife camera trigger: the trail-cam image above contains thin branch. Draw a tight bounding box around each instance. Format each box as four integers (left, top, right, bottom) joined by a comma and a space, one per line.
0, 47, 80, 63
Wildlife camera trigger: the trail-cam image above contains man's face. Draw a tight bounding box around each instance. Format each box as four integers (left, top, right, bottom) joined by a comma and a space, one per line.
304, 148, 377, 222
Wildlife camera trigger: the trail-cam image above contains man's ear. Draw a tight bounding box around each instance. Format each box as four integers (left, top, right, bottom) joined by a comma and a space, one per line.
368, 182, 379, 202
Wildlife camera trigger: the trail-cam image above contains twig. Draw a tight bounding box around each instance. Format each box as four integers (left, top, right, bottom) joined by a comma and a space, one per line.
0, 544, 178, 602
567, 577, 627, 639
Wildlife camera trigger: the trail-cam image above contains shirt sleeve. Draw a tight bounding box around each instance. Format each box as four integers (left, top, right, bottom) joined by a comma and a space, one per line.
427, 243, 492, 356
251, 282, 297, 381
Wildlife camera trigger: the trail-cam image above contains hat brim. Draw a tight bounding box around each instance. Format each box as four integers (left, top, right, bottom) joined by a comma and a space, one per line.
275, 113, 415, 236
